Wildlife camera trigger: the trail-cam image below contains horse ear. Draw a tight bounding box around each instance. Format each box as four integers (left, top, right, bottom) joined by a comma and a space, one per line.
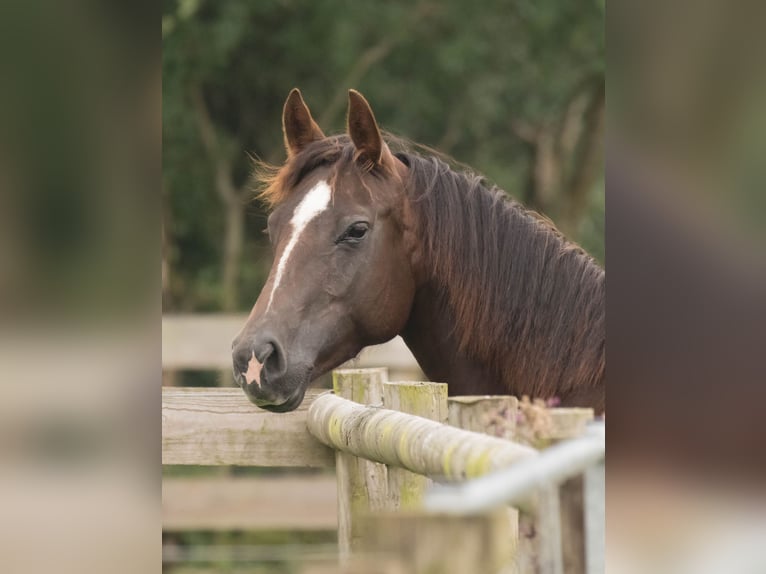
347, 89, 385, 166
282, 88, 325, 157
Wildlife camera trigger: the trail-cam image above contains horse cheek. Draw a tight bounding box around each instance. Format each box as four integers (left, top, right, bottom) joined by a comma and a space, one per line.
365, 263, 415, 343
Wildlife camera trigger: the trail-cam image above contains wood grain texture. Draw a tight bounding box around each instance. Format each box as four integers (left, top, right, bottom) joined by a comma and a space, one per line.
163, 475, 337, 531
553, 409, 595, 574
383, 381, 448, 510
547, 408, 594, 441
448, 396, 520, 572
447, 395, 519, 440
162, 387, 335, 467
307, 393, 537, 480
515, 406, 594, 574
359, 508, 513, 574
332, 368, 388, 556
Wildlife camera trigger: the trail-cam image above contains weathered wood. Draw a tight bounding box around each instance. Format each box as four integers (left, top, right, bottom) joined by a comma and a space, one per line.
383, 381, 448, 510
584, 461, 605, 574
559, 476, 585, 574
516, 402, 594, 449
547, 408, 594, 442
448, 395, 519, 439
530, 483, 564, 574
553, 409, 595, 574
359, 508, 513, 574
162, 475, 337, 531
301, 558, 406, 574
516, 405, 594, 574
162, 387, 334, 467
308, 393, 537, 479
162, 314, 421, 378
332, 368, 389, 556
163, 544, 339, 566
448, 396, 520, 571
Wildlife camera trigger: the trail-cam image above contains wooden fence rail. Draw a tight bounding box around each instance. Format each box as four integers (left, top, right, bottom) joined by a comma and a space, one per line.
306, 369, 597, 574
163, 475, 337, 531
161, 368, 599, 573
160, 386, 589, 469
307, 392, 537, 479
162, 387, 333, 467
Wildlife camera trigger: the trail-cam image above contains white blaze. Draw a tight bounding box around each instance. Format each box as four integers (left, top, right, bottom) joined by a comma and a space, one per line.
265, 180, 332, 311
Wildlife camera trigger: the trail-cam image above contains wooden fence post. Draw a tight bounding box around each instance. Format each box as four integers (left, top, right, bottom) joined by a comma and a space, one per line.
359, 507, 513, 574
546, 409, 594, 574
383, 381, 448, 510
448, 396, 520, 572
516, 406, 594, 574
447, 395, 518, 440
584, 460, 605, 574
333, 368, 388, 557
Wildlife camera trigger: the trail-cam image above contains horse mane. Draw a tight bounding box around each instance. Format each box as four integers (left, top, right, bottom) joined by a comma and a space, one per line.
399, 147, 605, 398
254, 134, 605, 398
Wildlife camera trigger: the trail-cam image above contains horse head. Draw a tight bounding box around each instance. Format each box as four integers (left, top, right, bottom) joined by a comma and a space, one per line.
232, 89, 415, 411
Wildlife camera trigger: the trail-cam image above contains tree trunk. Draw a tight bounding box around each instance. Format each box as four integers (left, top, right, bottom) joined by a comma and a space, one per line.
516, 79, 604, 241
558, 83, 605, 238
221, 198, 244, 313
190, 84, 245, 388
531, 128, 559, 214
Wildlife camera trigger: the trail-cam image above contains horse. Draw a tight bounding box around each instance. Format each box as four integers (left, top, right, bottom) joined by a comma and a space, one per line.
232, 88, 604, 413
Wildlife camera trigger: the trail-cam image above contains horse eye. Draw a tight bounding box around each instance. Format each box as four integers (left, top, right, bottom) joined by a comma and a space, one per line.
338, 222, 369, 244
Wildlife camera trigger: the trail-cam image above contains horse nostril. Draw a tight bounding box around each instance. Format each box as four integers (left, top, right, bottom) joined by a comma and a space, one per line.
259, 338, 288, 382
232, 345, 252, 376
253, 342, 274, 364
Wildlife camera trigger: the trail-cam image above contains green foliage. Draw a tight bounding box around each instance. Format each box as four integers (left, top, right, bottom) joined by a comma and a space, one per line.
163, 0, 605, 312
579, 178, 606, 264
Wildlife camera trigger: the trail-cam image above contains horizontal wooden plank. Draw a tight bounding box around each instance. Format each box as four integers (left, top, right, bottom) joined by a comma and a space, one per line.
162, 314, 246, 370
163, 475, 337, 531
162, 387, 335, 467
162, 314, 421, 376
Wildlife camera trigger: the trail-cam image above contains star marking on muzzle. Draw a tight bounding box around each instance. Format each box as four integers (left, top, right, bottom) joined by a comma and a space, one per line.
244, 351, 263, 388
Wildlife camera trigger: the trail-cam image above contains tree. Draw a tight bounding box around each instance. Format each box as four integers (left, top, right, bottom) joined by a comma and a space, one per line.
162, 0, 605, 316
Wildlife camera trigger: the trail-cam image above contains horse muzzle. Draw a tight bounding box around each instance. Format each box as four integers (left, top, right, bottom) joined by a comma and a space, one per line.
232, 334, 309, 411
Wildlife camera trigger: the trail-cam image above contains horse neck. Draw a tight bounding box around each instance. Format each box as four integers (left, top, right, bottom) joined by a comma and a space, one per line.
400, 182, 605, 407
399, 283, 500, 396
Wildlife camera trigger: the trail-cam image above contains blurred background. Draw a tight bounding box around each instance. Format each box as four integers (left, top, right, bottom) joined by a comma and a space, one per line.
2, 0, 763, 571
161, 0, 604, 571
0, 1, 159, 573
162, 0, 605, 323
608, 2, 766, 572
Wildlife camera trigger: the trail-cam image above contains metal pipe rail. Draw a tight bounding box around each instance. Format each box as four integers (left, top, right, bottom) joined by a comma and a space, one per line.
424, 421, 605, 574
424, 420, 604, 513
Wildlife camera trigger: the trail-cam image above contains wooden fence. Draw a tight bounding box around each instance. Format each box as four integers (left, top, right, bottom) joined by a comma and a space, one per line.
162, 475, 337, 532
162, 367, 600, 573
162, 313, 421, 539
